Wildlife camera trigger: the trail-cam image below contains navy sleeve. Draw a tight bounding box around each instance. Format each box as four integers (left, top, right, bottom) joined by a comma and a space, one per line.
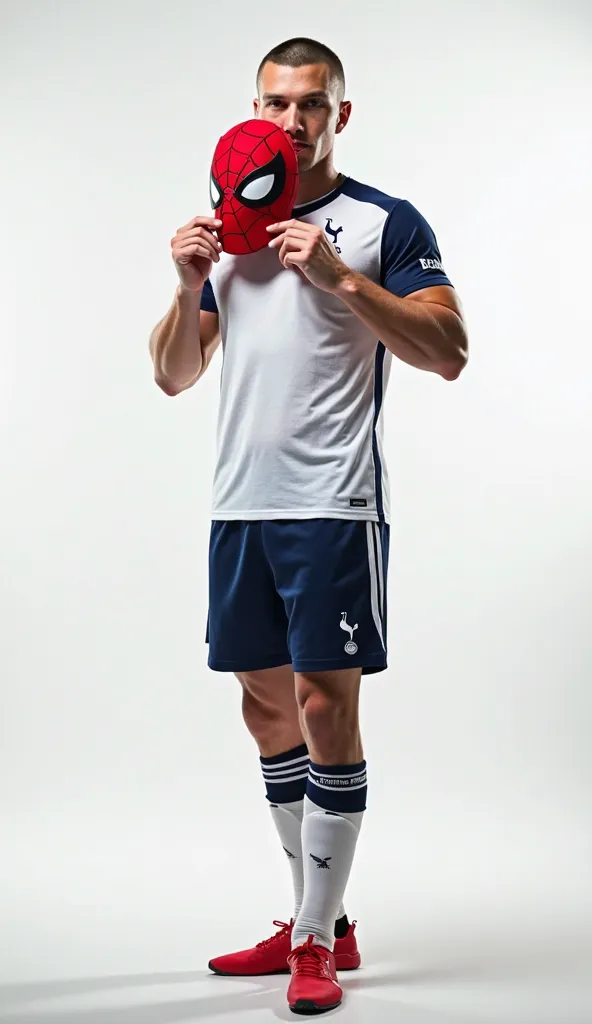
380, 200, 453, 298
200, 277, 218, 313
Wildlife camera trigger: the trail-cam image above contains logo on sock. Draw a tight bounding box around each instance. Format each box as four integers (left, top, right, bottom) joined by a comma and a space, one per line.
340, 611, 358, 654
283, 846, 297, 859
310, 854, 332, 870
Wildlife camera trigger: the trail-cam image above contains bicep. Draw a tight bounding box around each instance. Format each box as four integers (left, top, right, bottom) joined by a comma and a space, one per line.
405, 284, 465, 321
405, 285, 469, 373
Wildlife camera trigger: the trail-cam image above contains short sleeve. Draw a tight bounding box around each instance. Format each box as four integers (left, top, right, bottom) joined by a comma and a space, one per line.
200, 277, 218, 313
381, 200, 453, 298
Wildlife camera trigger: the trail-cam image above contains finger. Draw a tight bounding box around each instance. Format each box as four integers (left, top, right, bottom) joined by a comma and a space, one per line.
283, 247, 305, 263
175, 226, 223, 247
177, 236, 222, 261
268, 226, 312, 247
268, 226, 312, 250
180, 215, 223, 232
279, 241, 303, 267
280, 252, 305, 277
266, 219, 299, 233
173, 241, 220, 263
267, 232, 286, 249
276, 238, 291, 265
173, 231, 221, 257
174, 246, 220, 265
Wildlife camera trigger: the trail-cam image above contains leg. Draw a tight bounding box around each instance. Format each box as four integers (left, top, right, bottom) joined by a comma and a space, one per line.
238, 665, 348, 928
295, 667, 363, 766
238, 666, 308, 921
291, 668, 367, 952
238, 663, 303, 759
259, 517, 389, 955
208, 664, 358, 979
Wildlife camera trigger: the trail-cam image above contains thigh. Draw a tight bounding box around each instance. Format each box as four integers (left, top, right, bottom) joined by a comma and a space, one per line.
206, 521, 290, 672
263, 519, 390, 676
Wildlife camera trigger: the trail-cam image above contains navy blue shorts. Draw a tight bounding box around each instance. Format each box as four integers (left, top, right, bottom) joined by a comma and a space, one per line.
206, 519, 389, 675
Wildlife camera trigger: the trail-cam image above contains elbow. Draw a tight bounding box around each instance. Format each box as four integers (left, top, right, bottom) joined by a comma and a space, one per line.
149, 345, 180, 396
438, 332, 469, 381
149, 338, 182, 396
438, 355, 466, 381
154, 368, 200, 396
154, 372, 181, 397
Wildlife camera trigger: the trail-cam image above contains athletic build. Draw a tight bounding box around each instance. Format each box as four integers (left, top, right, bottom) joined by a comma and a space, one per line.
149, 37, 468, 1015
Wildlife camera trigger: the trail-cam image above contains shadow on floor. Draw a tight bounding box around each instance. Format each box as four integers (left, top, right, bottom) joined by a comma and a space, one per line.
0, 965, 474, 1024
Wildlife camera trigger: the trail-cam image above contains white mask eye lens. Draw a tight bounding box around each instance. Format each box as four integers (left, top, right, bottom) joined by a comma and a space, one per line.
240, 173, 275, 202
236, 150, 287, 209
210, 175, 222, 208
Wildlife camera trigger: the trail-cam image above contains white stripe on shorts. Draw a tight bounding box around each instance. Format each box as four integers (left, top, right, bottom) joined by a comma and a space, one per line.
373, 522, 386, 624
366, 521, 385, 651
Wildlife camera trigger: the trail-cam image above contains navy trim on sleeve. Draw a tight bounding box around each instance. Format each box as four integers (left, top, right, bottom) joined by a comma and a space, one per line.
200, 277, 218, 313
380, 200, 453, 297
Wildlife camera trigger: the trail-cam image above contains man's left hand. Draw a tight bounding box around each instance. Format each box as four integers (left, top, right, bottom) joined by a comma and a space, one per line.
266, 220, 348, 293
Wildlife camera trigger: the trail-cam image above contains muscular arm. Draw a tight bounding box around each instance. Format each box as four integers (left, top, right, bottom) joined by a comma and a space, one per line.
334, 277, 468, 380
149, 286, 221, 396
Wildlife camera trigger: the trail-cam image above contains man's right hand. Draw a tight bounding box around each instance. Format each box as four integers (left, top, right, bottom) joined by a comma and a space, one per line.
171, 215, 223, 292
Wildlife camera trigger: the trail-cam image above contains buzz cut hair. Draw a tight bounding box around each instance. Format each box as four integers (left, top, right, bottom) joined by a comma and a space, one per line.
256, 37, 346, 99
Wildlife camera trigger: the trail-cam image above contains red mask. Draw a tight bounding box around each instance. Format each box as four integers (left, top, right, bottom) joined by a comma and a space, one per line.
210, 119, 299, 255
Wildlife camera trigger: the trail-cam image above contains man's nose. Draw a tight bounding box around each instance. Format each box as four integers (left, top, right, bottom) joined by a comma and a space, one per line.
282, 104, 303, 134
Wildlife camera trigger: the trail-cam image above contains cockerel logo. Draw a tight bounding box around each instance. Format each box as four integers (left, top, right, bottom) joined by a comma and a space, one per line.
325, 217, 343, 253
340, 612, 358, 655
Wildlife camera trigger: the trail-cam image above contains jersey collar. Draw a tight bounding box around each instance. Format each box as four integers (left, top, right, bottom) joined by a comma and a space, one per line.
293, 176, 349, 217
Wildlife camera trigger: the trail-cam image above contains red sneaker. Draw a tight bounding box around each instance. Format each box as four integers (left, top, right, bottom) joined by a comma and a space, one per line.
287, 935, 343, 1015
208, 919, 361, 976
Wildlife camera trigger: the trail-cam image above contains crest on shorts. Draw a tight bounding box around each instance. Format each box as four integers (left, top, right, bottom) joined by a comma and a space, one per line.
340, 612, 358, 654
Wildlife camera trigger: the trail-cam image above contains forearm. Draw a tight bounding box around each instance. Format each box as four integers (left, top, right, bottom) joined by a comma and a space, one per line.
334, 270, 467, 378
149, 286, 204, 392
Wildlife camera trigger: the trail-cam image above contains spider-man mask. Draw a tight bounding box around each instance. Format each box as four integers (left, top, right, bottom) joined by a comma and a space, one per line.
209, 119, 299, 255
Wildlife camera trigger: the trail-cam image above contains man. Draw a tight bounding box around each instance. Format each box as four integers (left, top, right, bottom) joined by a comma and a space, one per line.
149, 37, 468, 1016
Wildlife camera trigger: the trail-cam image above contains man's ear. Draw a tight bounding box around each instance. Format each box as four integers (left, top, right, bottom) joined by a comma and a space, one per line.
335, 100, 352, 135
253, 98, 259, 117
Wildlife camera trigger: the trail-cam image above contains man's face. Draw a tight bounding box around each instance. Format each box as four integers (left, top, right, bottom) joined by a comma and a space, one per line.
254, 62, 349, 174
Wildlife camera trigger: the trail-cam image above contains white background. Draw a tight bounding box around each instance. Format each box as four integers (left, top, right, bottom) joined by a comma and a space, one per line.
1, 1, 591, 1021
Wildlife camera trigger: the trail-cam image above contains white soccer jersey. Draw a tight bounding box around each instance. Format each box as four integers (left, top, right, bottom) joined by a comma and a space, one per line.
201, 177, 452, 524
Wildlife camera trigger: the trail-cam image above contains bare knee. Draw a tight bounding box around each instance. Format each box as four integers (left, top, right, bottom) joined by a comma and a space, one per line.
298, 688, 356, 742
296, 671, 362, 764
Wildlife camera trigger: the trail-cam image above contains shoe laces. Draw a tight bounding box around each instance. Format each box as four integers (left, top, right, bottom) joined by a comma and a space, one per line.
256, 920, 292, 948
289, 936, 330, 978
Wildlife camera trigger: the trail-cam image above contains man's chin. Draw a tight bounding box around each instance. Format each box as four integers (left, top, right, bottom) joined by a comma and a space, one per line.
297, 150, 316, 172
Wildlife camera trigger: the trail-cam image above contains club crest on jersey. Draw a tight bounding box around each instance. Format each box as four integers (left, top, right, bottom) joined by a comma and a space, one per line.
325, 217, 343, 254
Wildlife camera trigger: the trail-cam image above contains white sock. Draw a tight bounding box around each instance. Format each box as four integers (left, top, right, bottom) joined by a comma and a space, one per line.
292, 794, 364, 951
269, 799, 347, 924
269, 800, 305, 920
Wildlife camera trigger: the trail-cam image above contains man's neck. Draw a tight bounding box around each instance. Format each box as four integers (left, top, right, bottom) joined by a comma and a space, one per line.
295, 157, 345, 207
